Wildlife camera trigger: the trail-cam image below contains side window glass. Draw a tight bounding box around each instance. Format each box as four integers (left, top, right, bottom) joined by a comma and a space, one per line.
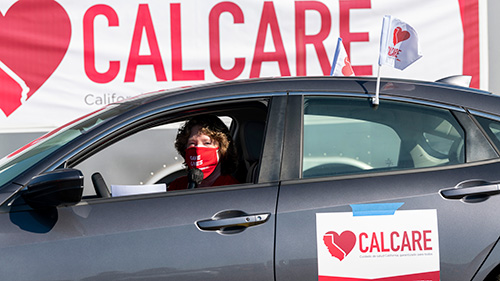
303, 115, 400, 177
474, 115, 500, 149
302, 97, 465, 178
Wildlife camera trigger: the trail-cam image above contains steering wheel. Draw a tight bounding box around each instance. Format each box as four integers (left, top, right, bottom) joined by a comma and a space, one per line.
303, 157, 373, 178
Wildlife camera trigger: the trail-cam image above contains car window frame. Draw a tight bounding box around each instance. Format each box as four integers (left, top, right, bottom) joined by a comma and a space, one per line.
58, 95, 287, 201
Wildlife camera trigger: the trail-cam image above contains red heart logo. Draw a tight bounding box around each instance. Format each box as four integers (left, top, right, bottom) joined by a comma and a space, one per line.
341, 57, 354, 76
0, 0, 71, 117
393, 26, 410, 45
323, 231, 356, 261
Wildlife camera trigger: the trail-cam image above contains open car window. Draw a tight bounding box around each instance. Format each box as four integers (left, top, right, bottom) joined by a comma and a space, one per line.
74, 120, 188, 197
72, 100, 269, 198
302, 96, 465, 178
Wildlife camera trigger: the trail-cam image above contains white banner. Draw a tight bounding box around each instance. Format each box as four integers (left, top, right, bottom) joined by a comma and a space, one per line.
0, 0, 482, 132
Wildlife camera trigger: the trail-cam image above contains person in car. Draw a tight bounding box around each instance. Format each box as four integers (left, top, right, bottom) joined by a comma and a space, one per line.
168, 115, 239, 190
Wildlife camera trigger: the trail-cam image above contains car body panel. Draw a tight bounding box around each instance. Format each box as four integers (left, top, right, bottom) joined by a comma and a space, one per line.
275, 162, 500, 280
3, 185, 278, 280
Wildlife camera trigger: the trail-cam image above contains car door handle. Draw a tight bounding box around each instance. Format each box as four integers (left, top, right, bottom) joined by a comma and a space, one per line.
440, 182, 500, 200
196, 210, 270, 232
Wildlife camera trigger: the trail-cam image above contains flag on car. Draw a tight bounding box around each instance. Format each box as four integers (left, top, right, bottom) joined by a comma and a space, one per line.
378, 15, 422, 70
330, 38, 354, 76
374, 16, 422, 106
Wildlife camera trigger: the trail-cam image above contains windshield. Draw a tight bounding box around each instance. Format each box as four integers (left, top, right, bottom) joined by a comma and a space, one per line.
0, 105, 124, 187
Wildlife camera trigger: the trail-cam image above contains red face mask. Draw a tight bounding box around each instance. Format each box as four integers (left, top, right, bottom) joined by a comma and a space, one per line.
185, 146, 219, 179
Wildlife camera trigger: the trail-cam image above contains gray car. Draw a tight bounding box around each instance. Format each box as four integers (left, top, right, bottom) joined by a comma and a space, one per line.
2, 76, 500, 280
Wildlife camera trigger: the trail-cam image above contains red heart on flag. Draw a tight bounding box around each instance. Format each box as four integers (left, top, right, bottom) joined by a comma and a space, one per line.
323, 231, 356, 261
0, 0, 71, 117
393, 26, 410, 45
341, 57, 354, 76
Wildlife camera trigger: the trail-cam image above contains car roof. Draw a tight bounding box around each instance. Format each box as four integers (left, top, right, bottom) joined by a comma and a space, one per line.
115, 76, 499, 116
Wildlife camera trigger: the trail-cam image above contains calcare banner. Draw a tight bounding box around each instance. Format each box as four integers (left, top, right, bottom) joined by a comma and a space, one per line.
0, 0, 483, 132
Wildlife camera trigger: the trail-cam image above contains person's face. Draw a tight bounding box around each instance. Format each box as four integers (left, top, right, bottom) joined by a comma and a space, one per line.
186, 125, 219, 149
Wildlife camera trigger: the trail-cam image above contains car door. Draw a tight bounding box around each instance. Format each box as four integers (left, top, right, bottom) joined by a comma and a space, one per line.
0, 96, 287, 281
275, 94, 500, 281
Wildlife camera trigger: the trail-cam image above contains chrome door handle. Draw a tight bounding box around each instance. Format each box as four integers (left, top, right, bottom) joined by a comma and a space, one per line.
196, 210, 270, 232
440, 180, 500, 200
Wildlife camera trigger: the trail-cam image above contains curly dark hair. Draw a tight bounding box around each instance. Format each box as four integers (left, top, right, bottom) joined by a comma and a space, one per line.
175, 115, 238, 175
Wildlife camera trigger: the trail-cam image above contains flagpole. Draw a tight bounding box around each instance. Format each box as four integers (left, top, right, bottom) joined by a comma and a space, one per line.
373, 64, 381, 106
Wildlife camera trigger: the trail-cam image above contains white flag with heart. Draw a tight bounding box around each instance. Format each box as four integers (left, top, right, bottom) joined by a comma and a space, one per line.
378, 15, 422, 70
330, 38, 355, 76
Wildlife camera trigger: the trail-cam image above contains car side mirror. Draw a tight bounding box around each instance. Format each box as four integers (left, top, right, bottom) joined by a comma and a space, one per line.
22, 169, 84, 209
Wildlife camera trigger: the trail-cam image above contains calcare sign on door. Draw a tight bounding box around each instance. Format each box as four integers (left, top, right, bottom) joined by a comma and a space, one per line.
316, 203, 440, 280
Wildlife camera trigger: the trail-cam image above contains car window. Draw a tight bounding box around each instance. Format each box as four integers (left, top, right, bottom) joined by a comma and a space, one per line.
74, 117, 235, 197
302, 97, 465, 178
72, 101, 269, 198
474, 115, 500, 150
74, 121, 189, 197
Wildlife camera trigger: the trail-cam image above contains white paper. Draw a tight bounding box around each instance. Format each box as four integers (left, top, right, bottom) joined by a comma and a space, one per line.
111, 183, 166, 197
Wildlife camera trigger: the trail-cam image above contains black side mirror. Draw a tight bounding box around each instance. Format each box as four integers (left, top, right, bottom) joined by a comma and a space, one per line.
22, 169, 84, 209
